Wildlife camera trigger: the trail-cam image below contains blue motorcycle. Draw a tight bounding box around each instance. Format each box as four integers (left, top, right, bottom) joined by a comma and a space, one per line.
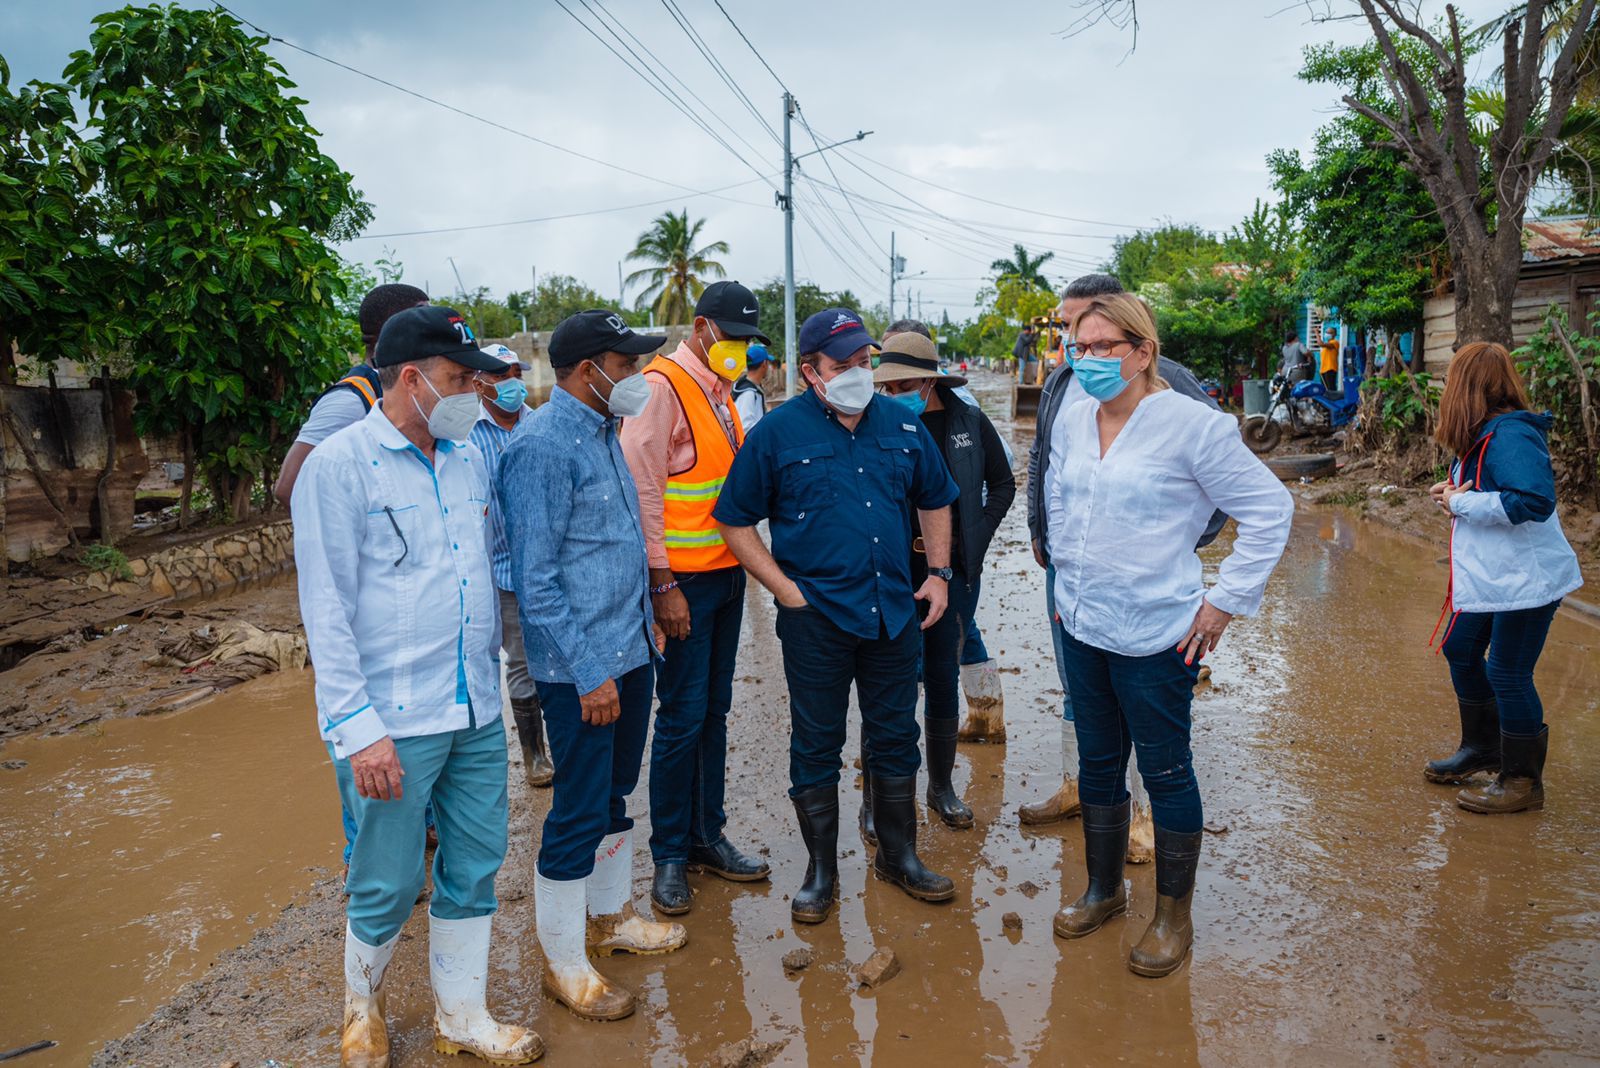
1242, 371, 1362, 454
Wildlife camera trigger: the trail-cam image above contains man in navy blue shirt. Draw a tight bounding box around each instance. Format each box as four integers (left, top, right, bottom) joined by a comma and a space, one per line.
714, 308, 961, 923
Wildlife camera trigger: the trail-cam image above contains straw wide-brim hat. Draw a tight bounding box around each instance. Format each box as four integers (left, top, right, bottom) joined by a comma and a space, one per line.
872, 331, 966, 387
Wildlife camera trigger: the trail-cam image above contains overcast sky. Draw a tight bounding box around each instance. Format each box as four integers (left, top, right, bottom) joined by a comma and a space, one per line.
10, 0, 1512, 325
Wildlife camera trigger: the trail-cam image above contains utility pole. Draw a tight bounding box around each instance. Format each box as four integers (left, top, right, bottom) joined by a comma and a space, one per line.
782, 91, 798, 398
779, 96, 873, 398
617, 261, 625, 307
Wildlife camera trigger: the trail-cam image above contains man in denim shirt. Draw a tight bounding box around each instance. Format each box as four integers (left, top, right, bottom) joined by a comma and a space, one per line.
714, 308, 961, 925
499, 310, 684, 1023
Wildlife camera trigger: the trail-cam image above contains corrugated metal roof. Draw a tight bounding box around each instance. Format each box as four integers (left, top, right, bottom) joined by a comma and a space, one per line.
1524, 216, 1600, 261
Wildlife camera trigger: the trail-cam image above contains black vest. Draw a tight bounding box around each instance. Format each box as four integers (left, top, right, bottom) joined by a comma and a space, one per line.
933, 386, 996, 579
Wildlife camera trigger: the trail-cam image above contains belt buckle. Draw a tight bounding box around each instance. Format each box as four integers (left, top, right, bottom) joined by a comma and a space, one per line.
912, 536, 926, 555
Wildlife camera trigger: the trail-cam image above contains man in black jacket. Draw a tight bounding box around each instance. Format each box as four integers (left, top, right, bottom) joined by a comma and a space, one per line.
871, 329, 1017, 832
1021, 274, 1225, 863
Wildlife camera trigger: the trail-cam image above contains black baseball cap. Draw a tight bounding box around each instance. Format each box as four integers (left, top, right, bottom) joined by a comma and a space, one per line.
695, 281, 771, 344
548, 309, 669, 368
372, 305, 504, 371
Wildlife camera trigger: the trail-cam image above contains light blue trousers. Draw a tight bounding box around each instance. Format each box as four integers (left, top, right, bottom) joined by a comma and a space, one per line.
331, 717, 509, 945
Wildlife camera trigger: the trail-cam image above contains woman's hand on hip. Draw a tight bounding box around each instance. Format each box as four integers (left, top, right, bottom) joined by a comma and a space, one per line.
1178, 599, 1233, 666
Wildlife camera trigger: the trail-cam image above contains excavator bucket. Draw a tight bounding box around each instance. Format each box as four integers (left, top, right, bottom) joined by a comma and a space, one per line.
1013, 383, 1042, 420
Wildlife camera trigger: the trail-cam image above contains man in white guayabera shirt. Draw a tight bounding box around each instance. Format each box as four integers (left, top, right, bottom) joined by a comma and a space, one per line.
293, 304, 542, 1067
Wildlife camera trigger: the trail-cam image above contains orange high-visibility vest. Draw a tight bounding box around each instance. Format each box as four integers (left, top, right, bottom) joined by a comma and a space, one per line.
645, 354, 745, 572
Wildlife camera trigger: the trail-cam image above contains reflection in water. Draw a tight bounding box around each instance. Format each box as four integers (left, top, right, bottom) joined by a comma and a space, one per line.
6, 373, 1598, 1066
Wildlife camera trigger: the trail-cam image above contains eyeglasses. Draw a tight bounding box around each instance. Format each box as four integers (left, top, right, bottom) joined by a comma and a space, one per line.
1066, 338, 1141, 359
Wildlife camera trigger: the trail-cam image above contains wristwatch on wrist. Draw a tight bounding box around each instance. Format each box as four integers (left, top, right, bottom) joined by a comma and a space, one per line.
930, 566, 954, 582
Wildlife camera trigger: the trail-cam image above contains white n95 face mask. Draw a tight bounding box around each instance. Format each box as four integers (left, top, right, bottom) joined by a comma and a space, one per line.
593, 366, 652, 419
414, 373, 480, 441
819, 365, 874, 416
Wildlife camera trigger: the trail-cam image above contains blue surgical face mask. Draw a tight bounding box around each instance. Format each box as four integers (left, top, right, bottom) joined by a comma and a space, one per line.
1070, 353, 1132, 402
881, 381, 930, 418
492, 377, 528, 412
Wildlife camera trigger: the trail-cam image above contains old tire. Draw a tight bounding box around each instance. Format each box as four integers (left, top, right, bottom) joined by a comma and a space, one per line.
1265, 453, 1338, 481
1242, 416, 1281, 454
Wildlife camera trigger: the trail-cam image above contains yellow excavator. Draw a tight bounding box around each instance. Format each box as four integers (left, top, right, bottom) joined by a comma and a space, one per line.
1011, 314, 1068, 420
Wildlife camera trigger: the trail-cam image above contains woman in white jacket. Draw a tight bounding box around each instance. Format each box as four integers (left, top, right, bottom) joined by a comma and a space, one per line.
1426, 341, 1583, 814
1045, 294, 1294, 977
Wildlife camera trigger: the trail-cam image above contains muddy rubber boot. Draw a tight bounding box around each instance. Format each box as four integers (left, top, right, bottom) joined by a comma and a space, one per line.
957, 659, 1007, 743
1019, 717, 1080, 825
1053, 800, 1129, 939
792, 785, 840, 924
870, 773, 956, 903
1127, 826, 1203, 978
534, 871, 635, 1022
588, 831, 688, 957
924, 718, 975, 829
1127, 766, 1154, 865
513, 697, 554, 789
341, 925, 400, 1068
858, 769, 878, 847
1458, 727, 1547, 814
1424, 698, 1501, 784
428, 914, 544, 1064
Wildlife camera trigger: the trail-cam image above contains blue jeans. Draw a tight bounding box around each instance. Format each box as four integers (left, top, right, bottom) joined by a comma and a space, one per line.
1441, 601, 1562, 736
649, 567, 745, 865
1058, 629, 1203, 833
958, 573, 989, 665
331, 717, 509, 945
922, 568, 983, 722
776, 605, 921, 794
535, 663, 654, 880
1044, 563, 1074, 722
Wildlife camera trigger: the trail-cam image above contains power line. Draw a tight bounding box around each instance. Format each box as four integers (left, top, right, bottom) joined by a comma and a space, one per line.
211, 2, 757, 206
659, 0, 782, 148
796, 106, 889, 259
712, 0, 789, 92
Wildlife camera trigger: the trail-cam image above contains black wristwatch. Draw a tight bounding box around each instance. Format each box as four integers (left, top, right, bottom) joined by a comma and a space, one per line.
930, 566, 954, 582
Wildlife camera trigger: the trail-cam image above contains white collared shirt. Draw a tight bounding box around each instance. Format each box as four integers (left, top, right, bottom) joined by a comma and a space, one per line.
291, 403, 501, 757
1046, 389, 1294, 657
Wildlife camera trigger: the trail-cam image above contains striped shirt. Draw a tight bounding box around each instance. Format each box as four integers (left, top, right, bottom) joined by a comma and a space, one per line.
468, 403, 528, 591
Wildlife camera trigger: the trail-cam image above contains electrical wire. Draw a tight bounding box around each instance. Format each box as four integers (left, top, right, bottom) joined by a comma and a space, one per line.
659, 0, 783, 148
712, 0, 789, 93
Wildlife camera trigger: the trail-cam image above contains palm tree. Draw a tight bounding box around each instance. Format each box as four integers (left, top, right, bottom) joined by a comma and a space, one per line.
624, 209, 729, 324
989, 243, 1056, 291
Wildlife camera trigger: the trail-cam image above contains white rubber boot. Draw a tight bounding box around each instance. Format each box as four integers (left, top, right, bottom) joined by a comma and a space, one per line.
1127, 763, 1155, 865
535, 870, 635, 1021
429, 913, 544, 1064
586, 829, 687, 957
1018, 716, 1081, 826
342, 925, 400, 1068
957, 658, 1007, 742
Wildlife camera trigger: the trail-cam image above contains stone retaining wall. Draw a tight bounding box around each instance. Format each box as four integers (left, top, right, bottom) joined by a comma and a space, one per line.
78, 520, 294, 601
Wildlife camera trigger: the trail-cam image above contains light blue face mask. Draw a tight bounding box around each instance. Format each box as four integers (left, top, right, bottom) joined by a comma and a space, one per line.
1069, 354, 1132, 402
492, 377, 528, 412
882, 381, 930, 418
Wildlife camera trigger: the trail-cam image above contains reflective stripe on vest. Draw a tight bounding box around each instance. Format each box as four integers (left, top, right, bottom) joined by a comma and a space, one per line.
646, 354, 743, 572
338, 374, 377, 408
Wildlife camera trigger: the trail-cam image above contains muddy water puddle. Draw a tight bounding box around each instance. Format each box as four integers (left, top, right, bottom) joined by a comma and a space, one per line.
0, 670, 339, 1065
8, 370, 1600, 1065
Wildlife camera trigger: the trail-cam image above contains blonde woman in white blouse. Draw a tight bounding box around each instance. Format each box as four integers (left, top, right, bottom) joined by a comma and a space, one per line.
1045, 293, 1293, 977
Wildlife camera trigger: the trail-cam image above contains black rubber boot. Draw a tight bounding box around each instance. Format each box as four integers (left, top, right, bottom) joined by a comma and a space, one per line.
1052, 799, 1130, 939
924, 718, 974, 829
1128, 826, 1203, 978
511, 696, 554, 788
651, 863, 692, 916
1458, 726, 1547, 814
858, 766, 878, 847
870, 774, 955, 902
791, 786, 839, 924
1424, 697, 1500, 784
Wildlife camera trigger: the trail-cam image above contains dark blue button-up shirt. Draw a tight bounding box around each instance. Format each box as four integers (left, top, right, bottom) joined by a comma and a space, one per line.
714, 389, 958, 640
498, 387, 654, 693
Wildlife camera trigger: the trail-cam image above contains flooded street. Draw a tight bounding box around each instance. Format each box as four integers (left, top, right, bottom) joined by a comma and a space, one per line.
4, 371, 1597, 1066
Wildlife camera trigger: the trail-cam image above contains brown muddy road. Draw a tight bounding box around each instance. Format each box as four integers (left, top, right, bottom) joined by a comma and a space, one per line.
3, 371, 1598, 1066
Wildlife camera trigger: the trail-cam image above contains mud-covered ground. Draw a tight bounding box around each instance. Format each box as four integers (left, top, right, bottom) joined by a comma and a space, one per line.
3, 371, 1598, 1066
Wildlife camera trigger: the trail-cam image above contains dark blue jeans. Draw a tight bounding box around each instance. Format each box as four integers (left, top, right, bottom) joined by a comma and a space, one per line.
649, 566, 746, 865
958, 573, 989, 665
922, 568, 983, 722
534, 662, 654, 881
775, 605, 921, 795
1441, 600, 1562, 737
1058, 629, 1203, 833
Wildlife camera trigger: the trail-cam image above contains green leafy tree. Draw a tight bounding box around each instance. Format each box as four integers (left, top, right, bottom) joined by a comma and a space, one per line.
0, 55, 112, 382
528, 273, 632, 330
969, 275, 1059, 363
1108, 223, 1223, 291
62, 3, 372, 521
989, 243, 1056, 291
624, 209, 728, 324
